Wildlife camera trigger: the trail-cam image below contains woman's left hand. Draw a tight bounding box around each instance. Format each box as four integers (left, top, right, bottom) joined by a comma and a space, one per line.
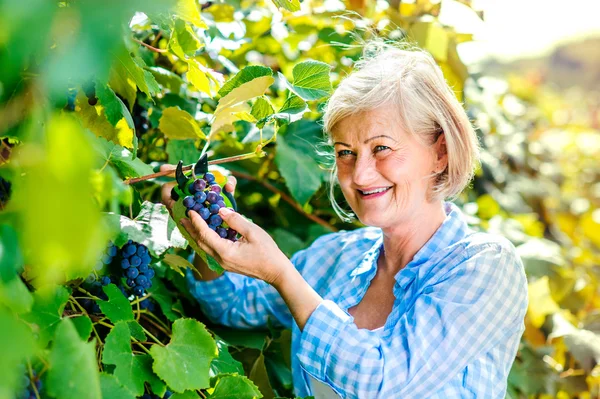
179, 208, 291, 287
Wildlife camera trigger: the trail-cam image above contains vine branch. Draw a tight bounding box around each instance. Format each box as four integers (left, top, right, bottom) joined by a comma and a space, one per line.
229, 170, 337, 232
133, 38, 167, 53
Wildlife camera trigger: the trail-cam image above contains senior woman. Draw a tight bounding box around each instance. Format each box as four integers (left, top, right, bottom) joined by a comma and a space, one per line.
161, 44, 528, 398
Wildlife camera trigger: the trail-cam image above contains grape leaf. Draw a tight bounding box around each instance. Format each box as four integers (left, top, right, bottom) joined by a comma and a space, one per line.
169, 18, 202, 59
187, 60, 211, 95
0, 275, 33, 314
89, 132, 153, 178
96, 82, 135, 128
110, 201, 188, 257
0, 308, 36, 399
0, 224, 23, 282
279, 60, 332, 101
97, 284, 134, 323
275, 135, 323, 205
208, 374, 263, 399
100, 373, 136, 399
114, 50, 159, 98
150, 318, 217, 392
159, 107, 206, 140
162, 253, 196, 276
218, 66, 273, 98
103, 322, 165, 396
174, 0, 207, 28
210, 337, 245, 376
71, 315, 93, 340
149, 66, 184, 93
47, 319, 101, 399
147, 277, 183, 322
167, 139, 200, 165
251, 97, 274, 121
171, 391, 201, 399
22, 286, 70, 347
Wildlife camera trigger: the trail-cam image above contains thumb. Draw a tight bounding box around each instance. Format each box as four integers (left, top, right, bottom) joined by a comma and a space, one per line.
218, 208, 253, 237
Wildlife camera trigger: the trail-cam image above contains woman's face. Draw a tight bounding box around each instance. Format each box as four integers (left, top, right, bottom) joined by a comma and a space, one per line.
332, 104, 446, 228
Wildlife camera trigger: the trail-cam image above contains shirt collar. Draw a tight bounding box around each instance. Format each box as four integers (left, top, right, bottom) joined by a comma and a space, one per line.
394, 201, 469, 288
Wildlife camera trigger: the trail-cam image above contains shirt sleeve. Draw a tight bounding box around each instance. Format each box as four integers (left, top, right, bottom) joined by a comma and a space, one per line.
186, 249, 310, 330
296, 241, 529, 399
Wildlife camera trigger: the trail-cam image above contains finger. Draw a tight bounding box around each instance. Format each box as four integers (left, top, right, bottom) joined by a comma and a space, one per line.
160, 163, 176, 173
218, 208, 254, 238
161, 182, 177, 211
188, 211, 230, 255
224, 175, 237, 193
180, 217, 214, 255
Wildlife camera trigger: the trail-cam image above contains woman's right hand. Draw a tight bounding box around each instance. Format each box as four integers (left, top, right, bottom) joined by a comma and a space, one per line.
159, 164, 237, 280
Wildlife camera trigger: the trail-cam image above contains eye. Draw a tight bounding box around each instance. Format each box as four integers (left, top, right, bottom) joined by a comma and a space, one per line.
374, 145, 390, 153
337, 149, 354, 158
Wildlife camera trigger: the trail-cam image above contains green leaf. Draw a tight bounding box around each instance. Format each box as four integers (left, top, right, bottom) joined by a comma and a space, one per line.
103, 322, 165, 396
218, 66, 273, 98
208, 374, 263, 399
96, 82, 134, 128
90, 134, 153, 178
114, 50, 159, 98
210, 337, 245, 376
174, 0, 207, 28
280, 60, 332, 101
150, 318, 217, 392
275, 135, 323, 205
149, 66, 184, 92
159, 107, 207, 140
271, 0, 301, 11
171, 391, 201, 399
169, 19, 203, 59
71, 315, 93, 340
0, 275, 34, 314
0, 224, 23, 282
128, 320, 147, 341
251, 97, 274, 121
271, 228, 305, 258
22, 286, 70, 347
167, 139, 200, 166
259, 94, 308, 128
0, 308, 36, 399
100, 373, 136, 399
187, 60, 211, 95
110, 201, 188, 257
47, 319, 101, 399
98, 284, 134, 323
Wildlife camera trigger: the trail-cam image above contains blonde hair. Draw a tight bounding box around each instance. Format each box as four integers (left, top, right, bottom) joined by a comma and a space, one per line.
321, 40, 480, 222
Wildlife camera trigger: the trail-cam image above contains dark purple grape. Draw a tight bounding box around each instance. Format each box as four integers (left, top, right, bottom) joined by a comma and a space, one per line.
101, 276, 111, 286
133, 286, 144, 296
108, 245, 118, 257
121, 258, 130, 269
194, 191, 207, 203
192, 203, 203, 212
141, 254, 151, 265
183, 196, 195, 209
143, 268, 155, 279
85, 274, 96, 284
123, 244, 136, 257
139, 264, 149, 274
140, 298, 155, 311
209, 203, 220, 214
216, 194, 224, 202
135, 275, 149, 287
192, 179, 206, 192
227, 228, 238, 240
146, 279, 153, 289
217, 200, 226, 208
204, 172, 215, 183
130, 255, 142, 266
206, 192, 218, 204
126, 267, 139, 279
208, 214, 222, 226
136, 246, 147, 256
216, 227, 227, 238
126, 278, 136, 287
199, 207, 210, 220
210, 184, 222, 193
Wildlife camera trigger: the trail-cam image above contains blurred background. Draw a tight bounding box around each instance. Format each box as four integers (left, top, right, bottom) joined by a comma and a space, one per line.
0, 0, 599, 398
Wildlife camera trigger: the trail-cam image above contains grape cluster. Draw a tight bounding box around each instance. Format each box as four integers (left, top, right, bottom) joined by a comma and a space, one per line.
119, 241, 154, 297
178, 172, 238, 241
17, 367, 43, 399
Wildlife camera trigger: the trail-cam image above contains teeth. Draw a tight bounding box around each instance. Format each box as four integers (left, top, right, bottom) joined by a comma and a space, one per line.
361, 187, 389, 195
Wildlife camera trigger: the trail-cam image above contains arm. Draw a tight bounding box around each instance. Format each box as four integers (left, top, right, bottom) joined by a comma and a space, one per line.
293, 243, 528, 399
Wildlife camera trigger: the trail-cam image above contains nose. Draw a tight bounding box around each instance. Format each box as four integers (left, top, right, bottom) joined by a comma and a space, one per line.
352, 154, 378, 187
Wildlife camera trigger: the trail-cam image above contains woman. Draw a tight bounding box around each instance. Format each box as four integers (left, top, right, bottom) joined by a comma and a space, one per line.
161, 43, 528, 398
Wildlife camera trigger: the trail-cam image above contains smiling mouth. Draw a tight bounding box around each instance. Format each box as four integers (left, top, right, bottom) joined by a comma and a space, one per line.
357, 187, 392, 197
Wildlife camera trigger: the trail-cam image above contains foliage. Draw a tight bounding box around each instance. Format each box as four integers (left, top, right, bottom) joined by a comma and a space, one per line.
0, 0, 598, 398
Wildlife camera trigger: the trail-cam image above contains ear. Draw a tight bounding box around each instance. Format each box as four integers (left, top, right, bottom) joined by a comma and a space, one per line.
433, 133, 448, 173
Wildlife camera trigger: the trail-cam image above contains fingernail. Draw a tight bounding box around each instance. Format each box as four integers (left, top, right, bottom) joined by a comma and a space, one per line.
219, 207, 233, 216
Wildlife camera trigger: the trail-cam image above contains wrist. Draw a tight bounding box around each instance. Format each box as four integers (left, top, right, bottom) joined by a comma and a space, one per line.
270, 257, 297, 290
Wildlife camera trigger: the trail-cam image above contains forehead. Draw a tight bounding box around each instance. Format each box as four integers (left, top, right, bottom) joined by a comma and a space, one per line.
331, 105, 406, 143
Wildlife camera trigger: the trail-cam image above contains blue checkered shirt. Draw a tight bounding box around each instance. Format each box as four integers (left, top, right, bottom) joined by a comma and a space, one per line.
187, 202, 528, 398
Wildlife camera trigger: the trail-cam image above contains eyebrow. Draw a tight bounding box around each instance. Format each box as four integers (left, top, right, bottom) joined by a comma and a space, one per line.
333, 135, 398, 147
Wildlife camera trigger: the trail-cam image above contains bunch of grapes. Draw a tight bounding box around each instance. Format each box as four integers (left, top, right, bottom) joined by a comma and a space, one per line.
119, 241, 154, 297
16, 367, 43, 399
178, 172, 238, 241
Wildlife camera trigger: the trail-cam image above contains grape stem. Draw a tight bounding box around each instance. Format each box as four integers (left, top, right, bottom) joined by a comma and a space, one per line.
229, 170, 338, 232
123, 151, 266, 184
132, 38, 167, 53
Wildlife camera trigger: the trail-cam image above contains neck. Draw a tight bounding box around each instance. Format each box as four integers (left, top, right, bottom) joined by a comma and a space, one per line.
379, 201, 447, 276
